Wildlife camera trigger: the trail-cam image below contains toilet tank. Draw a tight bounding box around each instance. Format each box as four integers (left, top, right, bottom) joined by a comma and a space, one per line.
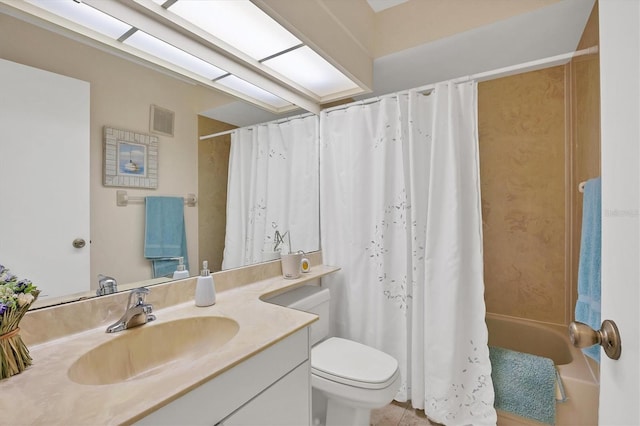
266, 285, 330, 346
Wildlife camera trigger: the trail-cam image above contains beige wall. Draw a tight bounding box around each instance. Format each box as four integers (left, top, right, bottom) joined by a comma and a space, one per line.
198, 117, 235, 272
479, 2, 600, 326
479, 66, 567, 325
373, 0, 562, 58
0, 14, 233, 286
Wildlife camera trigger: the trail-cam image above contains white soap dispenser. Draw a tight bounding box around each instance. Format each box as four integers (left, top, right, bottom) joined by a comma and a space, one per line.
172, 257, 189, 279
195, 260, 216, 307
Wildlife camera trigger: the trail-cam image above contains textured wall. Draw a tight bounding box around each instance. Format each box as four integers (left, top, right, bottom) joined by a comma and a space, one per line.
479, 66, 567, 325
198, 116, 235, 272
569, 2, 601, 324
479, 1, 601, 326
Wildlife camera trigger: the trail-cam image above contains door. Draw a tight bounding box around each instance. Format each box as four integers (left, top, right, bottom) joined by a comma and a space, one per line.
0, 59, 90, 299
598, 2, 639, 424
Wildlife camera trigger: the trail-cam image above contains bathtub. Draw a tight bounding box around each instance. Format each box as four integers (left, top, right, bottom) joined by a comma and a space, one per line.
486, 313, 599, 425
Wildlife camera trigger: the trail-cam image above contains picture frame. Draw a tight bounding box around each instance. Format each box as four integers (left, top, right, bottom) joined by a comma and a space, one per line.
103, 126, 158, 189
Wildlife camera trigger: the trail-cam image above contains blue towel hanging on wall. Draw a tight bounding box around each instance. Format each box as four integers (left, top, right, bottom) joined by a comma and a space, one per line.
144, 196, 189, 278
575, 177, 601, 363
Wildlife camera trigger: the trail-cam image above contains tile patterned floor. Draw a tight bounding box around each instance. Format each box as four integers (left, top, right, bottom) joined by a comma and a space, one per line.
371, 402, 541, 426
371, 401, 439, 426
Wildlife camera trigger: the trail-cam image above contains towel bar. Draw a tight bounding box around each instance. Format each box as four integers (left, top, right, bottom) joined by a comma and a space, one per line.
116, 190, 197, 207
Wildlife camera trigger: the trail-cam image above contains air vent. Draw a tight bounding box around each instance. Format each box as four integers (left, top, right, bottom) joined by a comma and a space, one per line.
150, 104, 174, 137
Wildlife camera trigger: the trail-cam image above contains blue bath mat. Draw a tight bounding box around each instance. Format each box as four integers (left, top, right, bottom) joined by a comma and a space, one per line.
489, 346, 556, 425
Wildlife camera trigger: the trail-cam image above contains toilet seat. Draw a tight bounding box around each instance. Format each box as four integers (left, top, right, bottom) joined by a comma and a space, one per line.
311, 337, 399, 390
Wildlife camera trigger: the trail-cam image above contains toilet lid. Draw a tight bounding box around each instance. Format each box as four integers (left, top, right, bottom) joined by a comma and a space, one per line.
311, 337, 399, 390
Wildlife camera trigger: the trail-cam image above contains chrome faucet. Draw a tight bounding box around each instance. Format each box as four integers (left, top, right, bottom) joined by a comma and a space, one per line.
96, 274, 118, 296
106, 287, 156, 333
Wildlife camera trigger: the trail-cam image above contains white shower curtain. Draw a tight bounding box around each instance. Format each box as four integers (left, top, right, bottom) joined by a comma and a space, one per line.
320, 82, 496, 425
222, 114, 319, 270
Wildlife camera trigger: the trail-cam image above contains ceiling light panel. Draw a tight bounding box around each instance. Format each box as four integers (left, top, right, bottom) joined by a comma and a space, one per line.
124, 30, 226, 80
166, 0, 301, 61
25, 0, 132, 39
217, 75, 292, 109
263, 46, 359, 98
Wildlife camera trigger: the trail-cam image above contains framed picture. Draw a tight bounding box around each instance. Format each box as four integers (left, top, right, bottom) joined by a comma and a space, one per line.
103, 126, 158, 189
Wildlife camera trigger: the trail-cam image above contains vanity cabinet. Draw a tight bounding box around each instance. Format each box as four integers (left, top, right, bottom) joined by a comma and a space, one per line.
221, 361, 310, 425
136, 328, 311, 426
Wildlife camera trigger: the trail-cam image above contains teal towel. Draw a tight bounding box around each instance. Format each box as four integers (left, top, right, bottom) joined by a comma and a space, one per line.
575, 177, 601, 363
144, 196, 188, 278
490, 346, 556, 425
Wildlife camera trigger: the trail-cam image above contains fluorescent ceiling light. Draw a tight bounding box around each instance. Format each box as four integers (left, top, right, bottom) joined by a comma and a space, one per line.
166, 0, 301, 61
26, 0, 131, 39
217, 75, 291, 109
15, 0, 363, 113
264, 46, 359, 98
124, 30, 226, 80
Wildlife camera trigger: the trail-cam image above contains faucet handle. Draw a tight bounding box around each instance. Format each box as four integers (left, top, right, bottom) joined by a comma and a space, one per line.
143, 304, 156, 323
97, 274, 118, 296
128, 287, 150, 307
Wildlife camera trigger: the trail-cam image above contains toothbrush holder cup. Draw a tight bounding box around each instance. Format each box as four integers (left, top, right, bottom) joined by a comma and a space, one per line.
281, 252, 310, 279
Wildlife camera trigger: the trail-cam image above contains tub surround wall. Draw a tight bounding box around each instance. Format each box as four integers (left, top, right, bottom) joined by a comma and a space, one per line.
198, 116, 236, 272
480, 2, 600, 327
568, 1, 601, 326
569, 2, 601, 381
479, 66, 567, 325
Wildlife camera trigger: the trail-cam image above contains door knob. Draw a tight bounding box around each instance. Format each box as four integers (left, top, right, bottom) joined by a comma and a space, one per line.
569, 320, 621, 360
72, 238, 86, 249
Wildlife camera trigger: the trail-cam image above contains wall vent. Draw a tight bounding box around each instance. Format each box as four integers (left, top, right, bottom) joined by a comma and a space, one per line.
150, 104, 174, 137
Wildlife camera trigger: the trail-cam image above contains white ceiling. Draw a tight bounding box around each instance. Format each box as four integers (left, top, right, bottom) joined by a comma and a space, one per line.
202, 0, 595, 127
366, 0, 410, 13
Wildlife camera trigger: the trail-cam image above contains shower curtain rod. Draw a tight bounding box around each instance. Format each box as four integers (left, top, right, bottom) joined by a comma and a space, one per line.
201, 45, 598, 136
199, 128, 235, 139
323, 45, 599, 114
199, 111, 316, 140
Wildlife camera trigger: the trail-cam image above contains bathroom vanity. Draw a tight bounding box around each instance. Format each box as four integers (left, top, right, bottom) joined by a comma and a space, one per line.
137, 328, 310, 426
0, 257, 338, 425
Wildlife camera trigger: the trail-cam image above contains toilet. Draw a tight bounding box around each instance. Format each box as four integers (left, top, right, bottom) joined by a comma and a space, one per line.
266, 285, 401, 426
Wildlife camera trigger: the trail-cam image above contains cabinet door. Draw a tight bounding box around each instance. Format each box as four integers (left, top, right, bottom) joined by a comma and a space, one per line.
221, 361, 310, 426
136, 328, 310, 426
